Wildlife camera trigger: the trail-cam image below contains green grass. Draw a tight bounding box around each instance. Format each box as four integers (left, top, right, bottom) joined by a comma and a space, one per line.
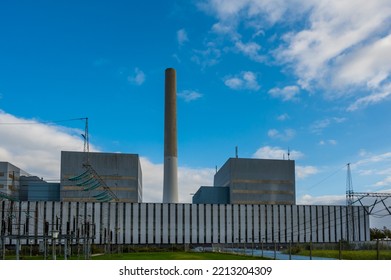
298, 250, 391, 260
91, 251, 270, 260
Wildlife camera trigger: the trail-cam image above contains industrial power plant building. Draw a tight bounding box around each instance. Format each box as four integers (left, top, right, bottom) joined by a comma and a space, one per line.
0, 68, 371, 246
61, 151, 142, 203
193, 158, 295, 205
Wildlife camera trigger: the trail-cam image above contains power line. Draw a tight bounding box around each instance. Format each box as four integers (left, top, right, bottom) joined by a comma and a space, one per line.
304, 164, 347, 191
0, 117, 87, 126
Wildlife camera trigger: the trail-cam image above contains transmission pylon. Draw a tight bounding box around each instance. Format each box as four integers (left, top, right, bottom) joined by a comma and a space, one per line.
346, 163, 354, 206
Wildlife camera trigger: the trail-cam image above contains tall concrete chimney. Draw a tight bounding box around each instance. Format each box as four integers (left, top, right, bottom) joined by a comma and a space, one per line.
163, 68, 178, 203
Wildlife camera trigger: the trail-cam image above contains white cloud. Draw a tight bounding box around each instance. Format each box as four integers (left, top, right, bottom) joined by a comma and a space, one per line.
319, 139, 337, 146
374, 176, 391, 187
224, 71, 260, 90
276, 1, 391, 88
347, 83, 391, 111
177, 28, 189, 46
177, 90, 203, 102
298, 194, 346, 205
128, 68, 146, 86
296, 165, 319, 179
198, 0, 303, 28
310, 117, 347, 133
268, 85, 300, 101
191, 41, 221, 67
352, 150, 391, 190
267, 128, 296, 141
200, 0, 391, 110
252, 145, 303, 160
0, 111, 93, 179
277, 113, 290, 121
353, 151, 391, 167
234, 40, 265, 62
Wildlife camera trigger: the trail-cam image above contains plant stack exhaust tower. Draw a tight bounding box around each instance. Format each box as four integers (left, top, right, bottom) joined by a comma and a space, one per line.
163, 68, 178, 203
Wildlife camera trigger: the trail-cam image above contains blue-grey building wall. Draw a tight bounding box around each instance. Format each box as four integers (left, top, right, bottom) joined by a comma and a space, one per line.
20, 176, 60, 201
214, 158, 296, 205
192, 186, 230, 204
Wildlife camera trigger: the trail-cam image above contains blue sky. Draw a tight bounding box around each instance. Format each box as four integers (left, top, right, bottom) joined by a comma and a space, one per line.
1, 0, 391, 227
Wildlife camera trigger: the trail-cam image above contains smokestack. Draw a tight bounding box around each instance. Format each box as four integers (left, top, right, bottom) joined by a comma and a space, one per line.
163, 68, 179, 203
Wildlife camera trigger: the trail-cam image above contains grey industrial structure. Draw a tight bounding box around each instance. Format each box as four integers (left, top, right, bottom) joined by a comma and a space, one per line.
193, 158, 295, 205
61, 151, 142, 203
0, 68, 371, 246
20, 176, 60, 201
0, 162, 30, 200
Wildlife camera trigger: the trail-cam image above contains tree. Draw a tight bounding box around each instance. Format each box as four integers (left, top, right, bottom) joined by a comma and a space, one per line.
370, 227, 390, 240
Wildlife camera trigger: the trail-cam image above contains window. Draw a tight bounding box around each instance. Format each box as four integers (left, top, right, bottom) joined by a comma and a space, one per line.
0, 184, 4, 189
0, 172, 4, 177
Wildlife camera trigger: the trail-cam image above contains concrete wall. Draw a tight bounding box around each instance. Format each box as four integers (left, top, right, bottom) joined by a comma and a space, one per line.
0, 201, 370, 245
214, 158, 296, 205
61, 151, 142, 203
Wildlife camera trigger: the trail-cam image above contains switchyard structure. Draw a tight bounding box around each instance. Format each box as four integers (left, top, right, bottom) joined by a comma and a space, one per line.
0, 201, 370, 247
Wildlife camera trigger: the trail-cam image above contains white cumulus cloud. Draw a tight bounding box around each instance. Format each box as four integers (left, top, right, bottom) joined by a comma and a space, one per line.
268, 85, 300, 101
296, 165, 319, 179
224, 71, 260, 91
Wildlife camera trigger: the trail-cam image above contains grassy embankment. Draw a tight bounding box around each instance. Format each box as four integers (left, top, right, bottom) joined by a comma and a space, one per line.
296, 250, 391, 260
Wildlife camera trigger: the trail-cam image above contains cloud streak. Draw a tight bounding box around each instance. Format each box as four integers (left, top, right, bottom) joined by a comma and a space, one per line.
177, 28, 189, 46
177, 90, 203, 102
